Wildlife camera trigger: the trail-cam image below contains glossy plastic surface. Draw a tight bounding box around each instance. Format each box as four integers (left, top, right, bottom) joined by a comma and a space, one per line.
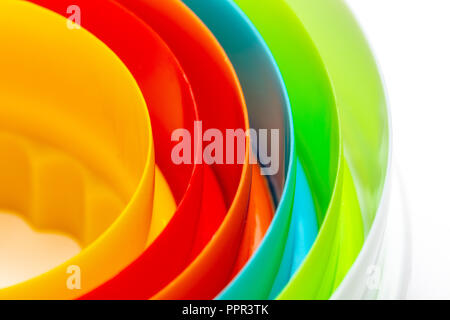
122, 0, 250, 299
30, 0, 202, 244
181, 0, 318, 299
148, 166, 176, 244
31, 0, 214, 300
76, 0, 253, 299
284, 0, 390, 298
0, 0, 154, 299
288, 0, 389, 234
234, 0, 365, 299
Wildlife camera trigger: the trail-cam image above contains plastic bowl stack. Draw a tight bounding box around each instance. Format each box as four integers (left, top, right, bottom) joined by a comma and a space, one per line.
0, 0, 409, 300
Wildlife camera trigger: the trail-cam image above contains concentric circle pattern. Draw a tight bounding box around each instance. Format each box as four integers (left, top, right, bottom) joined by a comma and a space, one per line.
0, 0, 403, 300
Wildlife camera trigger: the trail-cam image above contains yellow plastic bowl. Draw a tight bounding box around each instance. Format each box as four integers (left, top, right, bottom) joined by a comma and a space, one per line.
0, 0, 154, 299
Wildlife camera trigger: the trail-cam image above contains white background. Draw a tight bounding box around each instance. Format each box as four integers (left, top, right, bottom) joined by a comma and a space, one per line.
346, 0, 450, 299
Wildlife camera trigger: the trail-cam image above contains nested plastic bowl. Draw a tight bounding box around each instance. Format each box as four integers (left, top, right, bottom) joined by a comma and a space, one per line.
0, 0, 154, 299
233, 0, 361, 299
30, 0, 201, 249
9, 0, 394, 300
115, 0, 252, 300
279, 0, 391, 299
74, 0, 254, 299
31, 0, 229, 300
286, 0, 391, 299
235, 0, 391, 299
181, 0, 318, 299
35, 0, 275, 300
32, 0, 211, 277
